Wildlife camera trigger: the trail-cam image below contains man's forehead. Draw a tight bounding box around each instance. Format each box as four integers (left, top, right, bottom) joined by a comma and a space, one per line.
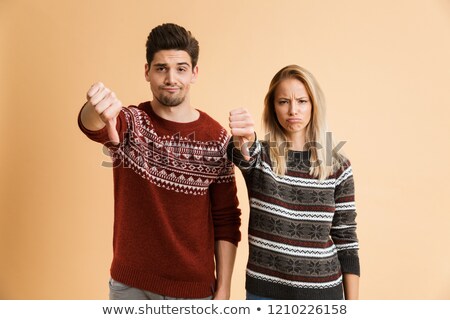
151, 50, 192, 66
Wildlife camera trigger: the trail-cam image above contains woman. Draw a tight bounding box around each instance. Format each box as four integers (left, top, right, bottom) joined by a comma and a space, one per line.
228, 65, 360, 300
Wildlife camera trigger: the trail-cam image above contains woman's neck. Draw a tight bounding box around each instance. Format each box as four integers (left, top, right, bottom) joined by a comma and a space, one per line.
286, 132, 307, 151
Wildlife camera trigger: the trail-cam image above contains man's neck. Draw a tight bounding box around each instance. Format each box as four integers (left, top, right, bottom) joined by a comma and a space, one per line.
151, 100, 200, 123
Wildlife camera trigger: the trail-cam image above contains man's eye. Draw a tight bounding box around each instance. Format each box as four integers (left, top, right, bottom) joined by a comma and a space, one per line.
178, 68, 187, 72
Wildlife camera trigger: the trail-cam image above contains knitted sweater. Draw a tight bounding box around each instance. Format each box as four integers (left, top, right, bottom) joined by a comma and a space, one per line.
78, 101, 241, 298
228, 140, 359, 300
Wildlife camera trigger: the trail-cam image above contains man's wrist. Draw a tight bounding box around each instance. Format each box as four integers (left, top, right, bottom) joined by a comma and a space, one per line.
213, 286, 231, 300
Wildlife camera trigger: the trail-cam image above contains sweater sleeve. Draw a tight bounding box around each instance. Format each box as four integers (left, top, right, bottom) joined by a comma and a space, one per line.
331, 161, 360, 276
209, 154, 242, 246
77, 105, 128, 145
226, 136, 263, 174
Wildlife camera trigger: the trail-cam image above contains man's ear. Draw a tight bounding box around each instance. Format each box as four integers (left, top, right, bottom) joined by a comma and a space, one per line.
191, 65, 199, 84
144, 63, 150, 82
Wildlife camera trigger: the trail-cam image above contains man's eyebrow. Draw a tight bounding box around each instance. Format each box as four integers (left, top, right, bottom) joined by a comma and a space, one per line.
153, 62, 191, 67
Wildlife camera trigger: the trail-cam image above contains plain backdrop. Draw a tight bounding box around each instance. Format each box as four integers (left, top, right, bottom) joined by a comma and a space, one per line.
1, 0, 450, 299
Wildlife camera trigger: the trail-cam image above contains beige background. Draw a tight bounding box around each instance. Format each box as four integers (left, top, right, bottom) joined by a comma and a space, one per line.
1, 0, 449, 299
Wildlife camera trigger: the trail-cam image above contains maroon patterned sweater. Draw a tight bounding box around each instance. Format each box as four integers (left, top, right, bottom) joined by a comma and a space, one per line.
78, 101, 241, 298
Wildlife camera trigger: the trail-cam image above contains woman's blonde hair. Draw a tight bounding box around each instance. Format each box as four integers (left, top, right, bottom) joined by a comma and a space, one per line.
262, 65, 344, 180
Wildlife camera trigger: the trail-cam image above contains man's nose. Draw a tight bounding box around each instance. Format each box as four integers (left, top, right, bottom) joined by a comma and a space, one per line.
165, 70, 176, 85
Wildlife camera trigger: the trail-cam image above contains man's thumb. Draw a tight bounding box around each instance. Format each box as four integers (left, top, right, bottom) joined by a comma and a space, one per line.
106, 119, 120, 145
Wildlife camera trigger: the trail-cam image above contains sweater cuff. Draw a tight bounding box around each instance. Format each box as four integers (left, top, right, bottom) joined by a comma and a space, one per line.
339, 254, 360, 276
247, 137, 260, 158
214, 227, 241, 247
226, 136, 260, 169
214, 236, 239, 247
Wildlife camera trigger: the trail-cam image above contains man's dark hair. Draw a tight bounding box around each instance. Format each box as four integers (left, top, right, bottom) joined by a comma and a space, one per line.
146, 23, 199, 68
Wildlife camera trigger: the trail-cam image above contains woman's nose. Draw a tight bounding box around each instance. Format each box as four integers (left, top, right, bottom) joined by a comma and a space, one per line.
288, 102, 297, 115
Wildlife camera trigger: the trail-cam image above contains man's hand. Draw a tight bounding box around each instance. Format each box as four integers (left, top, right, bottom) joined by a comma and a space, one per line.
86, 82, 122, 145
229, 108, 255, 160
213, 288, 230, 300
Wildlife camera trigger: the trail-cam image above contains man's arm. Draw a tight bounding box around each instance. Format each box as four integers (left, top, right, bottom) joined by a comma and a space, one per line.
80, 82, 122, 144
213, 240, 237, 300
209, 153, 241, 299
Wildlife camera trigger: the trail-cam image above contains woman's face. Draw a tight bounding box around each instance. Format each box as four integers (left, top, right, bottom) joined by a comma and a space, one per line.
274, 78, 312, 140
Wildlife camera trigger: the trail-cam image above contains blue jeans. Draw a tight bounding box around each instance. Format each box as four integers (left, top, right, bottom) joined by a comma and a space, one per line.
246, 291, 274, 300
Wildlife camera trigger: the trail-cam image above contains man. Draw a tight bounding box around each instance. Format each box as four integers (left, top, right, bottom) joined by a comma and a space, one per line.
78, 23, 241, 300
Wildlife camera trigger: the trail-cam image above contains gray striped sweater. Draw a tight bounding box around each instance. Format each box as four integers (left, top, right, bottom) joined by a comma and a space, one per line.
228, 140, 360, 300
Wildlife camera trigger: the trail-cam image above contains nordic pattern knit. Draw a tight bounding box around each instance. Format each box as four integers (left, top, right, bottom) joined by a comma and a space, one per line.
228, 140, 359, 300
78, 101, 241, 298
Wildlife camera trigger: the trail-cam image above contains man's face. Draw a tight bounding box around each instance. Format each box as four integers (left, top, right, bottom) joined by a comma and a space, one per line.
145, 50, 198, 107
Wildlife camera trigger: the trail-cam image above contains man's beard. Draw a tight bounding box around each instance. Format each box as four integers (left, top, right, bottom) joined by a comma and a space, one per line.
155, 93, 186, 107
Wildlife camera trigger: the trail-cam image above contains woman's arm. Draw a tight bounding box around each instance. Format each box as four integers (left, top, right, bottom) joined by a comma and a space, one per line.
229, 108, 255, 160
343, 273, 360, 300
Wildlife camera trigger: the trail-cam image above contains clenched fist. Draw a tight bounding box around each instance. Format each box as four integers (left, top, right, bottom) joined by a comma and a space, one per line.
85, 82, 122, 145
229, 108, 255, 160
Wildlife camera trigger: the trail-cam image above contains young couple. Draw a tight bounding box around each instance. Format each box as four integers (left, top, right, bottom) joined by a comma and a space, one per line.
78, 23, 360, 300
